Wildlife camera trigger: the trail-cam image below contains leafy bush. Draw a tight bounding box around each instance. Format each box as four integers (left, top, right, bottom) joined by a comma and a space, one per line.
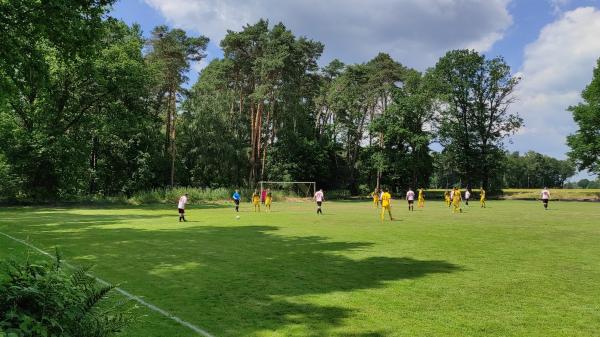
326, 189, 351, 199
131, 187, 237, 204
0, 252, 133, 337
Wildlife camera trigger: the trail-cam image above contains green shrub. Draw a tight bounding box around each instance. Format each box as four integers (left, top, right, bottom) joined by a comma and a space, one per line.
0, 252, 133, 337
0, 154, 19, 201
326, 189, 351, 199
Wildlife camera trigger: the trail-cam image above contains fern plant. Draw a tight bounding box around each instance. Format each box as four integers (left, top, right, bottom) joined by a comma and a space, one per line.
0, 251, 134, 337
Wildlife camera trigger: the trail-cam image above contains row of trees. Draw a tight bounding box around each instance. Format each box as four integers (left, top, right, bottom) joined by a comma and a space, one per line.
178, 21, 525, 194
565, 178, 600, 189
0, 1, 209, 198
429, 151, 575, 189
0, 1, 589, 201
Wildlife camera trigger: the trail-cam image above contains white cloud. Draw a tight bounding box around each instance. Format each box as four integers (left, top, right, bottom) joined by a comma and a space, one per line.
549, 0, 572, 13
142, 0, 512, 69
508, 7, 600, 161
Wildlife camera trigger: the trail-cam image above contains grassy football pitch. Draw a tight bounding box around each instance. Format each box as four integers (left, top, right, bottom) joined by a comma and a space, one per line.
1, 200, 600, 337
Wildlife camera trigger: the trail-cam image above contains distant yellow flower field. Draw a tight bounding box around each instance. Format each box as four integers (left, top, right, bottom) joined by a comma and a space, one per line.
502, 189, 600, 201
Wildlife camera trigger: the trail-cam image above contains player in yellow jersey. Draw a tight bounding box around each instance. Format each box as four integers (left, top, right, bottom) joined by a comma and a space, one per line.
417, 188, 425, 208
372, 188, 380, 208
380, 188, 394, 221
265, 189, 272, 211
444, 190, 451, 207
252, 190, 261, 212
480, 187, 486, 208
452, 187, 462, 213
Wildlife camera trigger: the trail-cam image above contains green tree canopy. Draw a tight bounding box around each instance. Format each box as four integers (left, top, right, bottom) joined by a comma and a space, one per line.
567, 58, 600, 175
431, 49, 522, 190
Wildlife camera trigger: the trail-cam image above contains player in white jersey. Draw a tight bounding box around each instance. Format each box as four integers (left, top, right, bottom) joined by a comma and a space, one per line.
464, 189, 471, 206
178, 193, 188, 222
541, 187, 550, 210
314, 189, 324, 214
406, 188, 415, 211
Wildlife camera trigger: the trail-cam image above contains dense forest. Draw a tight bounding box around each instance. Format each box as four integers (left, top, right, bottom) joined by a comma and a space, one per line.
0, 1, 590, 201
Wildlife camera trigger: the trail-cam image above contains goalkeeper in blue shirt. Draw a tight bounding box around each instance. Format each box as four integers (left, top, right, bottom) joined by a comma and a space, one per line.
232, 190, 241, 212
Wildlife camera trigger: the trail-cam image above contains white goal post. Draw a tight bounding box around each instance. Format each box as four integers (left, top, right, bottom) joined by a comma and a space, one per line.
258, 181, 317, 199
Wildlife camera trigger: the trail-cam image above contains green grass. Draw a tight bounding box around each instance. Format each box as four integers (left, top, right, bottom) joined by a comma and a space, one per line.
1, 200, 600, 337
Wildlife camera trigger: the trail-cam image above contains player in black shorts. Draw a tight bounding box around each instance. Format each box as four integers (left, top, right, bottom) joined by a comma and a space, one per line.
232, 190, 241, 212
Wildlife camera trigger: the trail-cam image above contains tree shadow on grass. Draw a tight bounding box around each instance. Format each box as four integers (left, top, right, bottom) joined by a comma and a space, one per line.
2, 211, 462, 337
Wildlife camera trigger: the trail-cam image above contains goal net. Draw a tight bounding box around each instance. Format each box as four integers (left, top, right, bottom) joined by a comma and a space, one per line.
258, 181, 316, 200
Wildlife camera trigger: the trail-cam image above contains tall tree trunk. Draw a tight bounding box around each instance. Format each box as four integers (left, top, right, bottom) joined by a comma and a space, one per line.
255, 102, 263, 183
260, 97, 274, 180
165, 90, 172, 155
249, 102, 263, 185
170, 86, 177, 187
249, 104, 256, 184
89, 134, 98, 194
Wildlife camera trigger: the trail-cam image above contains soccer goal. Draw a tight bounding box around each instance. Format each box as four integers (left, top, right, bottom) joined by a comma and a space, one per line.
258, 181, 316, 200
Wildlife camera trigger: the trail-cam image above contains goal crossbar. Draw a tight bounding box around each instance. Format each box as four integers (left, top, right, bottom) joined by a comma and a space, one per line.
258, 181, 316, 198
258, 181, 316, 184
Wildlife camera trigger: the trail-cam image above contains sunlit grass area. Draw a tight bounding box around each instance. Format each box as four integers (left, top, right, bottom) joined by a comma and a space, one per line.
1, 200, 600, 337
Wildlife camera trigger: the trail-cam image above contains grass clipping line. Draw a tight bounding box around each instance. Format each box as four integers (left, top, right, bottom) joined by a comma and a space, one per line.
0, 231, 216, 337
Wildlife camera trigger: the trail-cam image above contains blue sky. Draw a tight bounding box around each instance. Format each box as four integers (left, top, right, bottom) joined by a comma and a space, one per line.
110, 0, 600, 179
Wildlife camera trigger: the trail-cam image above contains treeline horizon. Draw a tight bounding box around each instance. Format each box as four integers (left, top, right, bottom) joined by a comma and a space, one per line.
0, 1, 590, 201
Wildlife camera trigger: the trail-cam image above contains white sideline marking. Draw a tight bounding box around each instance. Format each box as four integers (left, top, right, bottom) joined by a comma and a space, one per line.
0, 231, 216, 337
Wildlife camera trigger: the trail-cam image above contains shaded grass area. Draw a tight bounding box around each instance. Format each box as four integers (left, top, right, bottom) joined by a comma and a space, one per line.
1, 200, 600, 337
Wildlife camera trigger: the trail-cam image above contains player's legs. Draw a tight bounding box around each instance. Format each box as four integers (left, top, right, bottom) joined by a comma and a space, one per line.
235, 200, 239, 212
381, 206, 386, 221
381, 206, 392, 220
317, 201, 322, 214
543, 199, 548, 209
